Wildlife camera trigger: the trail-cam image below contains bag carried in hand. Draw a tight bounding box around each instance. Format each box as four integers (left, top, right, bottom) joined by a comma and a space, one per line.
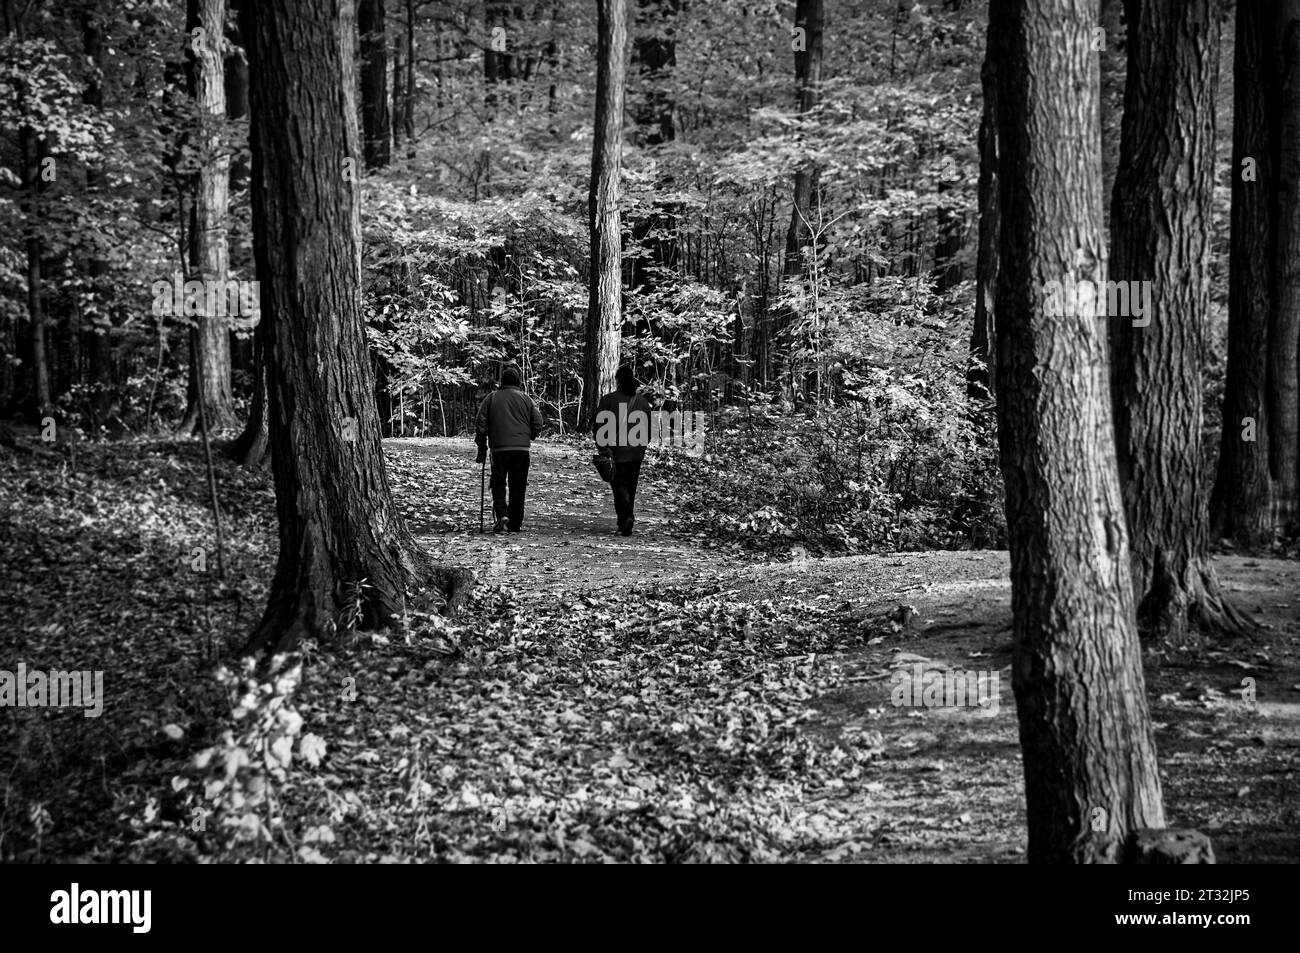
592, 453, 614, 483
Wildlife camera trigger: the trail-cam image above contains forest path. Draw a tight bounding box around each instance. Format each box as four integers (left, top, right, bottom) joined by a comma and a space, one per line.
387, 437, 1013, 605
387, 438, 1300, 631
387, 437, 1300, 862
2, 437, 1295, 861
389, 436, 745, 593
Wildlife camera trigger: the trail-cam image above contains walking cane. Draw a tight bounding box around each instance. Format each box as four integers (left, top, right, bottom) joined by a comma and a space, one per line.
479, 452, 486, 533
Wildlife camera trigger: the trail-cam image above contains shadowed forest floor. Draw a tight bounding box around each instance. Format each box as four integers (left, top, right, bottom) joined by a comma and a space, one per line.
1, 435, 1296, 862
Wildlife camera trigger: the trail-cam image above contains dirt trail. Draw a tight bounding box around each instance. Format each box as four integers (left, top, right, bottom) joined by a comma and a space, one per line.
388, 437, 746, 592
387, 438, 1300, 862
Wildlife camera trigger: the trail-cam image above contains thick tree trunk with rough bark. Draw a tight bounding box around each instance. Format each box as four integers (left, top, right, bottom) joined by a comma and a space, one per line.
181, 0, 237, 435
989, 0, 1171, 863
241, 0, 470, 655
1271, 2, 1300, 532
359, 0, 391, 169
1109, 0, 1248, 645
582, 0, 626, 429
967, 56, 998, 401
1211, 0, 1278, 546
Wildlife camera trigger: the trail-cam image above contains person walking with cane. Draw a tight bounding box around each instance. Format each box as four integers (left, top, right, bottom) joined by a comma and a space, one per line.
475, 365, 544, 533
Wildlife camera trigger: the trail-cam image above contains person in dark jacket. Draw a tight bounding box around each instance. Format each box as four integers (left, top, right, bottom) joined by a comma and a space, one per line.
476, 365, 544, 533
593, 365, 653, 536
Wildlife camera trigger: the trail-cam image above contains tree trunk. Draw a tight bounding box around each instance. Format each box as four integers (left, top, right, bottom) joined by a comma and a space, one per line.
82, 9, 115, 427
225, 0, 251, 194
629, 0, 680, 295
582, 0, 626, 429
989, 0, 1168, 863
1099, 0, 1127, 209
404, 0, 415, 153
1211, 0, 1278, 546
392, 22, 405, 155
4, 0, 50, 420
20, 140, 50, 421
545, 2, 560, 116
632, 0, 678, 146
240, 0, 470, 655
358, 0, 391, 169
0, 311, 14, 413
9, 0, 52, 421
931, 181, 964, 292
779, 0, 824, 404
1271, 1, 1300, 532
967, 56, 998, 401
1109, 0, 1248, 645
226, 317, 269, 467
782, 0, 824, 280
484, 0, 514, 113
181, 0, 238, 434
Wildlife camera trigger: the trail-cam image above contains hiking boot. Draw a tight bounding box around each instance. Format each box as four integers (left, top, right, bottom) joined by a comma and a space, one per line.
492, 518, 507, 533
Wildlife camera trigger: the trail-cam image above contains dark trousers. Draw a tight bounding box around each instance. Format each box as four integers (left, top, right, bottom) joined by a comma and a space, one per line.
490, 450, 531, 529
611, 458, 642, 526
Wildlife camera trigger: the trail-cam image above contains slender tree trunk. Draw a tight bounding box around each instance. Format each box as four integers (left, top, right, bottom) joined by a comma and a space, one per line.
404, 0, 416, 152
0, 312, 14, 412
931, 181, 963, 292
582, 0, 626, 429
779, 0, 824, 404
1099, 0, 1127, 209
20, 140, 50, 419
223, 0, 265, 463
1211, 0, 1278, 546
629, 0, 680, 295
484, 0, 514, 113
226, 0, 251, 194
359, 0, 391, 169
227, 317, 269, 467
3, 1, 51, 421
545, 1, 560, 116
1271, 1, 1300, 532
181, 0, 238, 434
967, 56, 998, 401
82, 9, 114, 426
1109, 0, 1248, 645
632, 0, 678, 146
241, 0, 470, 655
990, 0, 1169, 863
8, 0, 51, 420
782, 0, 824, 280
392, 24, 405, 155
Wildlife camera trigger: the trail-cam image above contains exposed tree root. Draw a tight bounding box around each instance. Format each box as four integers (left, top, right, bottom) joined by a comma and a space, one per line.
242, 533, 475, 658
1138, 556, 1258, 649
